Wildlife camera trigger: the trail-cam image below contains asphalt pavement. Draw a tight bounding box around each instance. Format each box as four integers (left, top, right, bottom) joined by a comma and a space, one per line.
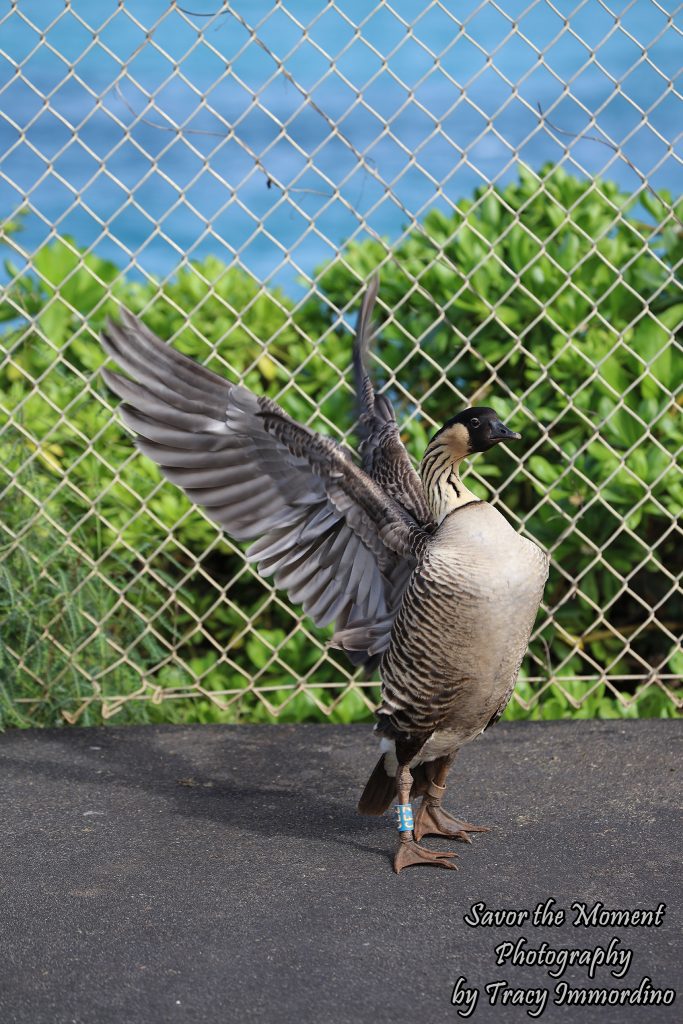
0, 720, 680, 1024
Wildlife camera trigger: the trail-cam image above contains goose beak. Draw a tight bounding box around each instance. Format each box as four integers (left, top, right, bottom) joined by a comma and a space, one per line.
490, 420, 521, 443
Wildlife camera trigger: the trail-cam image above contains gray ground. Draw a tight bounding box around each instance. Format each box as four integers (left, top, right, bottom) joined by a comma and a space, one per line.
0, 720, 680, 1024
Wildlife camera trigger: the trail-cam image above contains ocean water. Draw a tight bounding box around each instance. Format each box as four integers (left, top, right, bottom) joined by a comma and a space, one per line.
0, 0, 680, 294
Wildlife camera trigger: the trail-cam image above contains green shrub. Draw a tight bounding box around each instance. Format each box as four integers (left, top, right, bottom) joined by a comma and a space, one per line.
1, 164, 680, 727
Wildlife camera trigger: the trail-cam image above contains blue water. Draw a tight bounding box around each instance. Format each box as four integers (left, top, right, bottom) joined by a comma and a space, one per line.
0, 0, 680, 294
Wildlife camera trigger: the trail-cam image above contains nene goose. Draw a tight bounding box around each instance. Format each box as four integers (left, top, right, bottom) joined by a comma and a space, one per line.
100, 278, 549, 873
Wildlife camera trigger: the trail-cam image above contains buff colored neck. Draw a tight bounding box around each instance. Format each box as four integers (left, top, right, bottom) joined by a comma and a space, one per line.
420, 423, 479, 524
421, 454, 478, 523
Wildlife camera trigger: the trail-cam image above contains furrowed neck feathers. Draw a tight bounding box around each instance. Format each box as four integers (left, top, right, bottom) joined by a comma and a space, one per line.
420, 423, 478, 524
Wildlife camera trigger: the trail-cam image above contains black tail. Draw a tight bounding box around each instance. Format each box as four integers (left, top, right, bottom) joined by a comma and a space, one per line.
358, 753, 396, 815
358, 754, 432, 816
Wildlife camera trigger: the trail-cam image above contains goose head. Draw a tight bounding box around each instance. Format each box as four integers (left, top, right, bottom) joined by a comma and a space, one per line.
420, 407, 521, 522
431, 407, 521, 456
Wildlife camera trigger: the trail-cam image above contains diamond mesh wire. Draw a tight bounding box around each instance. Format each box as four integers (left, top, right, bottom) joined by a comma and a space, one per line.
0, 1, 681, 724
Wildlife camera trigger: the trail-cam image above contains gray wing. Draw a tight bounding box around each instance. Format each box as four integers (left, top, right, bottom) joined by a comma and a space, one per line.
100, 310, 428, 668
353, 276, 434, 527
325, 280, 436, 664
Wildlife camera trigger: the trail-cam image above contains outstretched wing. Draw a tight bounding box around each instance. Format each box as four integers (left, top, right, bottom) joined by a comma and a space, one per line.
100, 309, 429, 669
353, 276, 434, 528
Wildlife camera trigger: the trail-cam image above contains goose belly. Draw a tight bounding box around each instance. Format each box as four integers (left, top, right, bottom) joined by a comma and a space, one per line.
379, 503, 548, 745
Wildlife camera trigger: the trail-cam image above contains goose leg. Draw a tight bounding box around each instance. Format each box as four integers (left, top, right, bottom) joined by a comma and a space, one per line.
393, 764, 458, 874
413, 754, 490, 843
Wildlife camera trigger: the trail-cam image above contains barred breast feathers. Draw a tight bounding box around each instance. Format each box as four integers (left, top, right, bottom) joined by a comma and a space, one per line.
377, 501, 549, 743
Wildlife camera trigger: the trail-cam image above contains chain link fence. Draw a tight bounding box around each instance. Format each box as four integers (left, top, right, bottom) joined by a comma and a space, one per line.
0, 1, 681, 726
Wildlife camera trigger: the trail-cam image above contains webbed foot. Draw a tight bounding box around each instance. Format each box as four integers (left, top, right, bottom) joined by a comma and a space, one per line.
413, 799, 490, 843
393, 837, 458, 873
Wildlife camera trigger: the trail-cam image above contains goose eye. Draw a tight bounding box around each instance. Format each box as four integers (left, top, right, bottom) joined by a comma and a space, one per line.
470, 417, 480, 428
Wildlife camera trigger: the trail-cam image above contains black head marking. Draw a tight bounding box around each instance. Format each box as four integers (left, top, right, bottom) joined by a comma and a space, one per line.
431, 407, 521, 454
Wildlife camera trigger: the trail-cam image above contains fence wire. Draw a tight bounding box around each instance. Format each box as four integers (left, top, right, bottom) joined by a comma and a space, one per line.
0, 1, 681, 725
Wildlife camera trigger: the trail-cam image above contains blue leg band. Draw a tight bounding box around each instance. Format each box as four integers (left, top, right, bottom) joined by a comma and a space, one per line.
394, 803, 414, 833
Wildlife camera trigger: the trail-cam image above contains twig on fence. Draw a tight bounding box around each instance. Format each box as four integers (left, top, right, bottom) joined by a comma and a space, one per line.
537, 102, 683, 231
114, 82, 331, 198
174, 4, 226, 15
579, 620, 681, 648
539, 634, 554, 684
174, 3, 380, 191
170, 1, 468, 283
